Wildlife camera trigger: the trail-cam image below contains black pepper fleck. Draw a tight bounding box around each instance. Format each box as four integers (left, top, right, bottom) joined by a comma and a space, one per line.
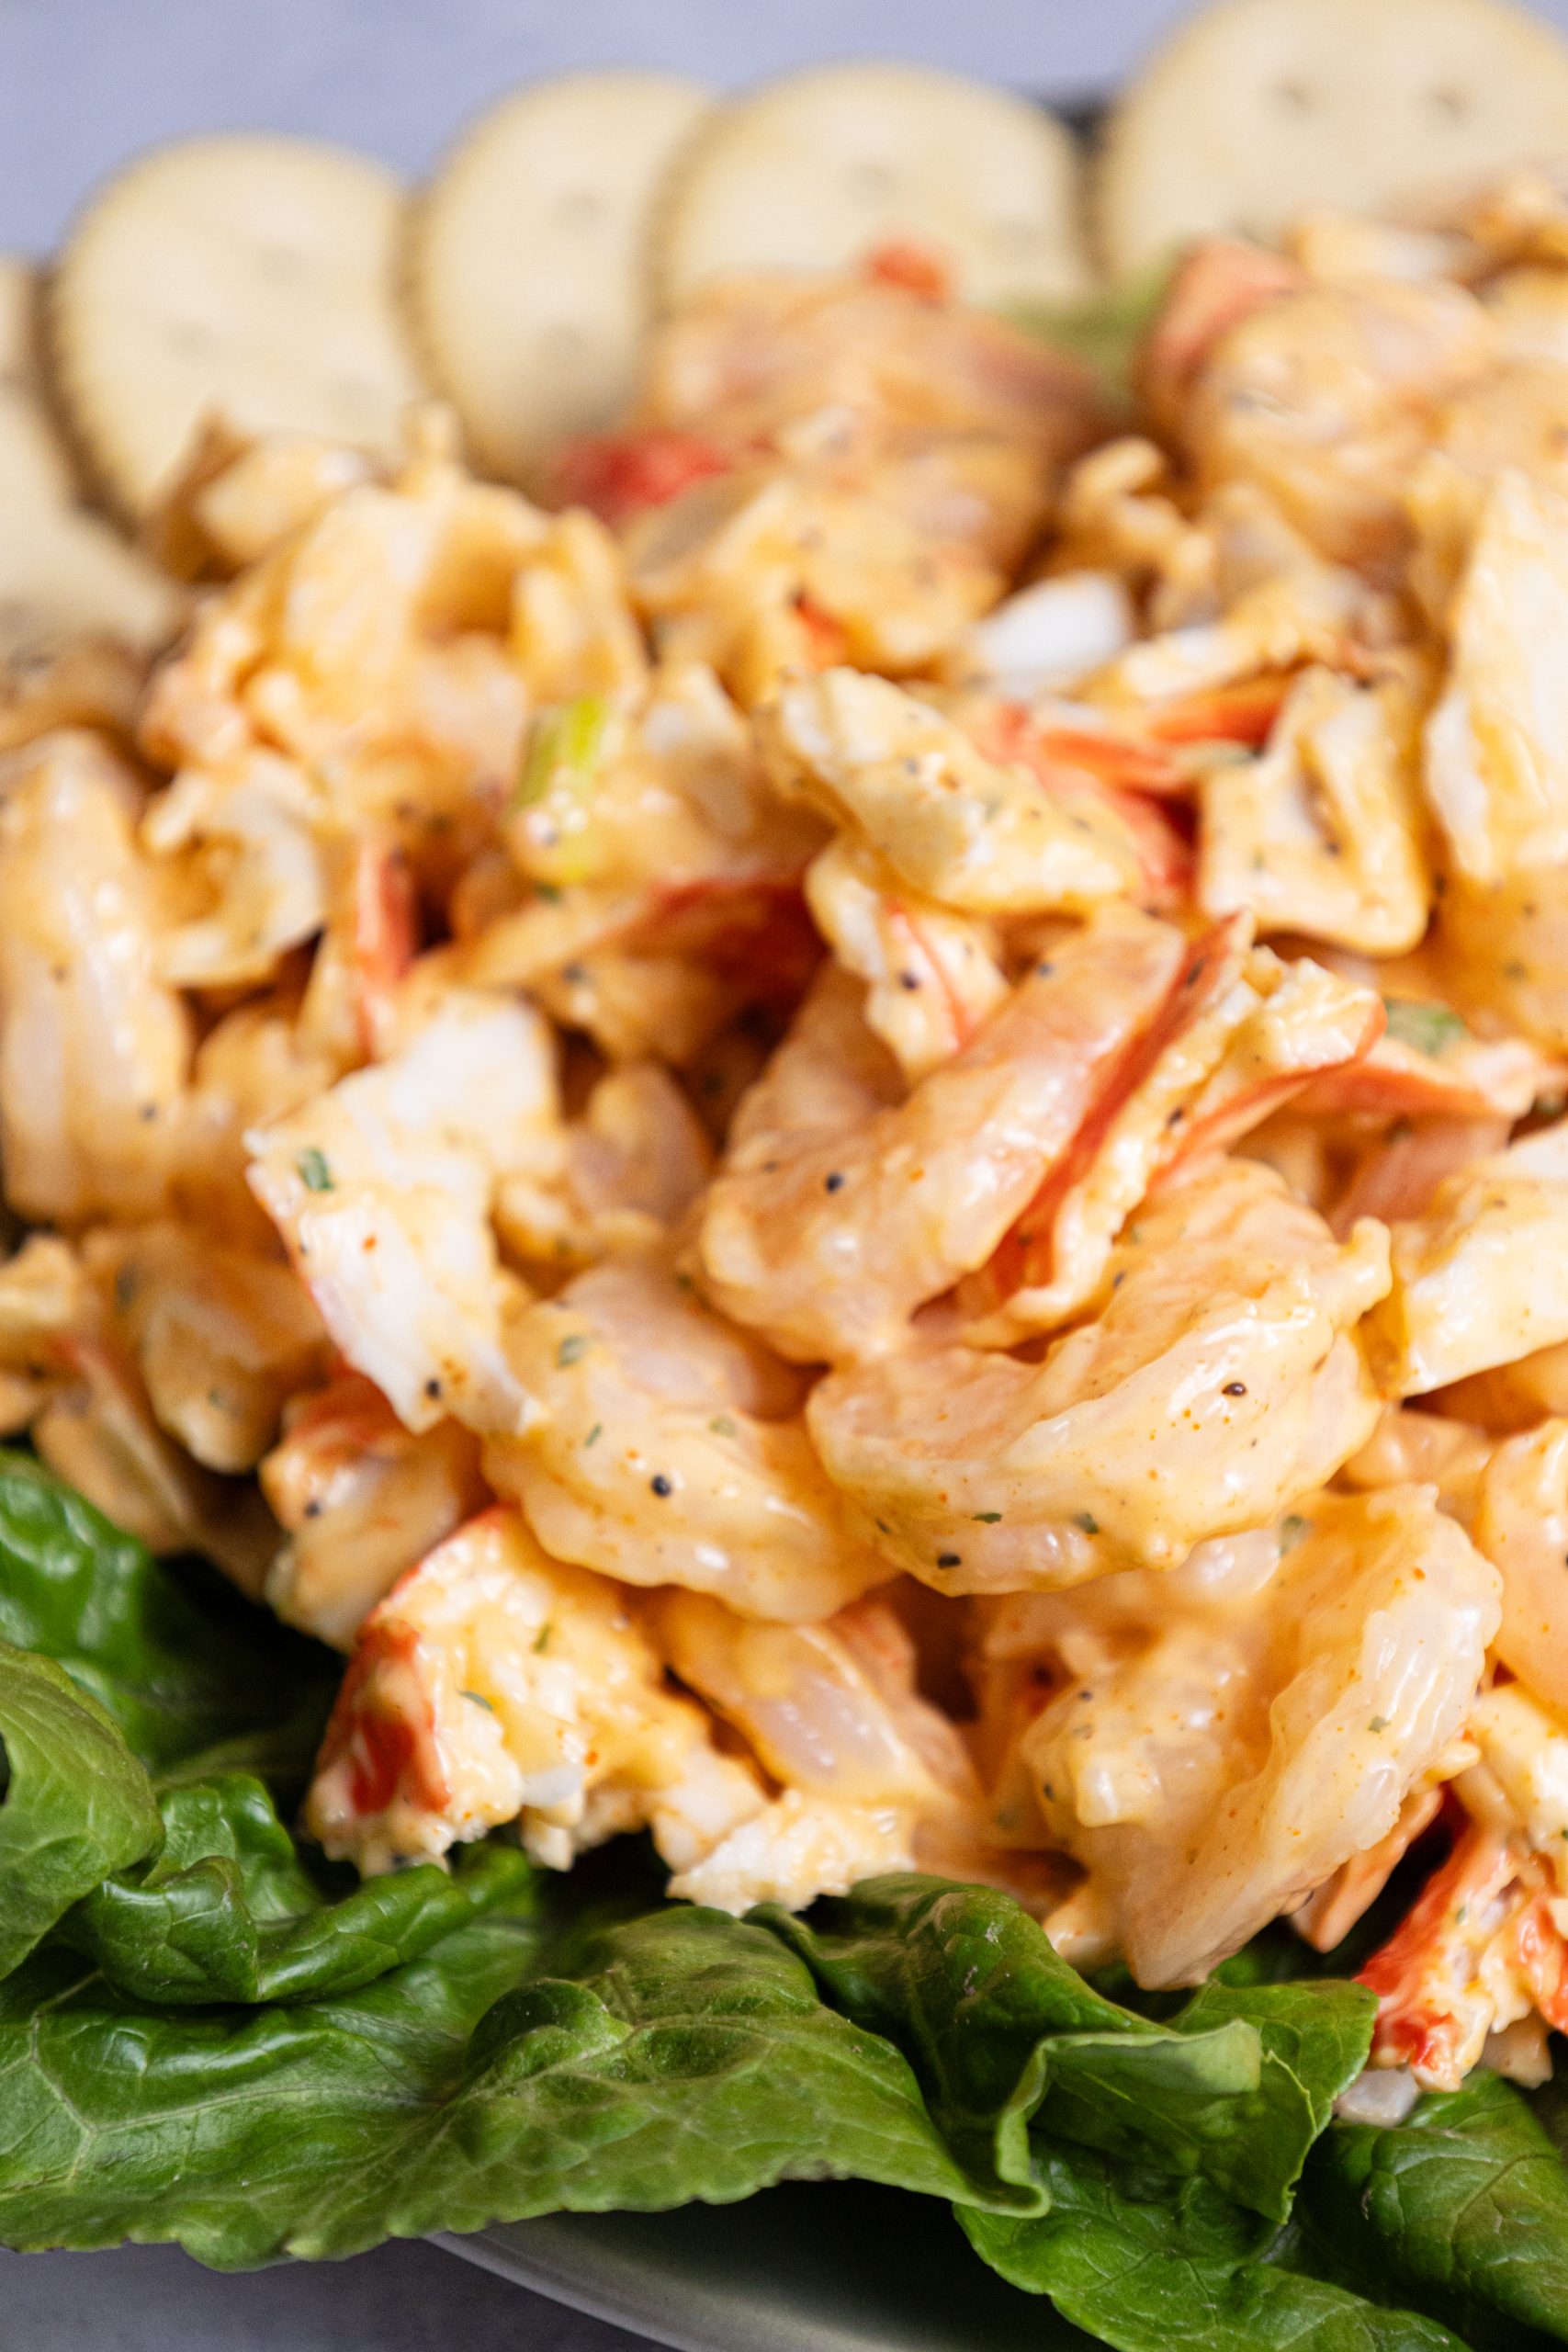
650, 1474, 672, 1498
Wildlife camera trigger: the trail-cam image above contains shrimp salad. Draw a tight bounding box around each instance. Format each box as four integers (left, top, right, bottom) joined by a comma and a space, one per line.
17, 177, 1568, 2352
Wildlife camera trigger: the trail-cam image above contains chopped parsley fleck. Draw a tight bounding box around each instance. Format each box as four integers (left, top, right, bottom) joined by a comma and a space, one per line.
461, 1690, 495, 1713
296, 1146, 334, 1193
709, 1415, 739, 1439
533, 1626, 552, 1655
584, 1423, 602, 1447
556, 1334, 589, 1367
1367, 1715, 1389, 1734
973, 1510, 1003, 1523
1280, 1513, 1311, 1551
1074, 1511, 1100, 1536
1382, 996, 1467, 1058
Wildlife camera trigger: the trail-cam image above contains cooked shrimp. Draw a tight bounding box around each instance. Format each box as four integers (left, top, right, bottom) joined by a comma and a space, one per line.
260, 1369, 486, 1649
650, 1586, 988, 1904
1019, 1488, 1498, 1984
810, 1156, 1390, 1594
1405, 357, 1568, 616
1437, 1339, 1568, 1432
1338, 1404, 1493, 1525
1141, 239, 1305, 435
637, 266, 1101, 467
486, 1253, 885, 1623
650, 1588, 976, 1815
0, 731, 190, 1227
247, 990, 559, 1435
700, 909, 1191, 1364
1182, 277, 1495, 569
305, 1505, 766, 1876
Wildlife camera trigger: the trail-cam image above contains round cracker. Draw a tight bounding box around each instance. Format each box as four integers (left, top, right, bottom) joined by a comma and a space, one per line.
408, 71, 711, 487
51, 133, 425, 516
0, 255, 41, 396
1099, 0, 1568, 276
0, 496, 180, 662
0, 256, 76, 510
654, 62, 1091, 313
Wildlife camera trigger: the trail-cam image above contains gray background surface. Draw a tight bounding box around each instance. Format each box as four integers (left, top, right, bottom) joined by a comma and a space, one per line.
6, 0, 1568, 2343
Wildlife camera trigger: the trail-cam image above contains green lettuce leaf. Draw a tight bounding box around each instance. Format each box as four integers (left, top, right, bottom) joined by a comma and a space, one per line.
59, 1772, 530, 2005
0, 1640, 162, 1981
1160, 1978, 1376, 2222
1306, 2074, 1568, 2346
962, 2143, 1469, 2352
757, 1876, 1371, 2220
0, 1449, 334, 1783
0, 1890, 980, 2268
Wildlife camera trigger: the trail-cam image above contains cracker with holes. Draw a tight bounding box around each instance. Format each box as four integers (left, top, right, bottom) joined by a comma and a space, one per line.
654, 61, 1090, 313
51, 134, 424, 516
0, 496, 180, 671
1099, 0, 1568, 275
409, 71, 711, 488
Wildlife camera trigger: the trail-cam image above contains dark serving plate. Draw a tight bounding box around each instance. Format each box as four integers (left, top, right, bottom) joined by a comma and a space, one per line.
442, 2180, 1093, 2351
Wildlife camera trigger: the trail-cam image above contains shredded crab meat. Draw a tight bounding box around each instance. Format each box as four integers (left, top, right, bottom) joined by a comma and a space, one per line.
247, 991, 559, 1436
761, 668, 1156, 916
305, 1505, 767, 1878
